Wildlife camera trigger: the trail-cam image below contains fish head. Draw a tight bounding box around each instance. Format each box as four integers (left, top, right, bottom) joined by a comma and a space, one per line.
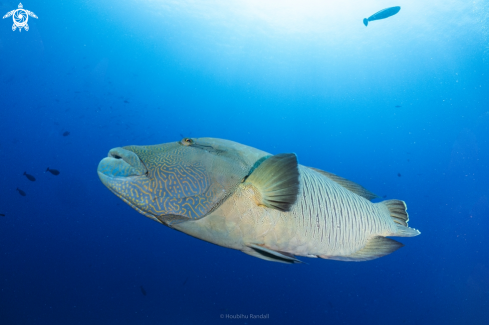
97, 137, 269, 225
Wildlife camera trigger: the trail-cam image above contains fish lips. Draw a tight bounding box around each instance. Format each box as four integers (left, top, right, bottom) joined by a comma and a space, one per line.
97, 147, 148, 180
98, 147, 163, 224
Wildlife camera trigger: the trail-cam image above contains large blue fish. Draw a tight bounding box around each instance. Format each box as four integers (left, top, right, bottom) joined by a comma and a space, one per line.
363, 6, 401, 26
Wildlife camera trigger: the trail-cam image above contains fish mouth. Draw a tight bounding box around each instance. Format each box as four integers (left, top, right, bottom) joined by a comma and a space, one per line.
97, 147, 148, 180
97, 147, 169, 225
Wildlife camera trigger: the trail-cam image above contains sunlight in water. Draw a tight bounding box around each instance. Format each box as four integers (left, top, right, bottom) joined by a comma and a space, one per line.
145, 0, 376, 34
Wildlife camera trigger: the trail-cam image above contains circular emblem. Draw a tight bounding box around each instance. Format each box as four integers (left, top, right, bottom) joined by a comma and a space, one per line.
3, 3, 38, 32
13, 9, 28, 28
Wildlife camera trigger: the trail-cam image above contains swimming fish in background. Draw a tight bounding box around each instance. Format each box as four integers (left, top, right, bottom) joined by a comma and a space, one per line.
140, 286, 147, 296
16, 188, 26, 196
63, 131, 70, 136
97, 138, 420, 264
46, 167, 60, 175
363, 6, 401, 26
23, 172, 36, 181
0, 214, 5, 217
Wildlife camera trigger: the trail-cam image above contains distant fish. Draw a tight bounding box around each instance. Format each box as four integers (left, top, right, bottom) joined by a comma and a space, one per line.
363, 6, 401, 26
395, 105, 402, 108
397, 173, 401, 177
16, 188, 26, 196
23, 172, 36, 182
140, 286, 147, 296
63, 131, 70, 136
0, 214, 5, 217
183, 276, 189, 286
46, 167, 60, 175
124, 100, 129, 104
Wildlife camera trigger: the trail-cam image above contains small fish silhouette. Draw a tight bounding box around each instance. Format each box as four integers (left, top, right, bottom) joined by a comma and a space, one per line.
16, 188, 26, 196
183, 276, 189, 286
46, 167, 60, 175
63, 131, 70, 136
140, 286, 147, 296
124, 100, 129, 104
395, 105, 402, 108
23, 172, 36, 181
363, 6, 401, 26
397, 173, 401, 177
0, 214, 5, 217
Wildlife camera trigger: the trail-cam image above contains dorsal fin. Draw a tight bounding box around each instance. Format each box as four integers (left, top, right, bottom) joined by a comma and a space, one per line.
244, 153, 300, 212
308, 167, 378, 201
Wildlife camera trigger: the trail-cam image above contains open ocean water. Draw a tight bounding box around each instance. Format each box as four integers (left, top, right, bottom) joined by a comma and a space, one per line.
1, 1, 489, 324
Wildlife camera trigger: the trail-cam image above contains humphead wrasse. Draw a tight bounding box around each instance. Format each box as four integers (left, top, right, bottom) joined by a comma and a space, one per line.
97, 137, 420, 264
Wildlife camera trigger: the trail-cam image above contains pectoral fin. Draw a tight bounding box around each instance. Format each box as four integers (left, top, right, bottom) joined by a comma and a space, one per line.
244, 244, 303, 264
244, 153, 300, 212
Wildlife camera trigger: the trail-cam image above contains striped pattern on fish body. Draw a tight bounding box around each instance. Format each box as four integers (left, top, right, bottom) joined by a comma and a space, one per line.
194, 166, 411, 261
289, 167, 398, 258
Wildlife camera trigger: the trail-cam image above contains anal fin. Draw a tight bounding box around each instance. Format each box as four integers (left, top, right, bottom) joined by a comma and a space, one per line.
244, 244, 303, 264
320, 237, 403, 262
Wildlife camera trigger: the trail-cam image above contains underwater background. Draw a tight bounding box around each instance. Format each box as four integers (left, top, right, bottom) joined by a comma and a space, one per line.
1, 0, 489, 324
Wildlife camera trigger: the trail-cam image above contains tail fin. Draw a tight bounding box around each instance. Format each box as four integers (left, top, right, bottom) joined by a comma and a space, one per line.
384, 199, 408, 226
363, 18, 368, 26
383, 199, 421, 237
46, 167, 49, 172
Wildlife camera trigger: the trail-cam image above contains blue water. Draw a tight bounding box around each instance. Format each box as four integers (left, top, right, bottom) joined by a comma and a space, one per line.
1, 1, 489, 324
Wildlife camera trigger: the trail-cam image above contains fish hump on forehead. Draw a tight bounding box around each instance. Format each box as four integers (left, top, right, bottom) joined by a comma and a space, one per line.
185, 137, 269, 167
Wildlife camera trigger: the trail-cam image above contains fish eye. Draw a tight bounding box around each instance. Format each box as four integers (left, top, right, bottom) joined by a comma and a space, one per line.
181, 138, 193, 146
